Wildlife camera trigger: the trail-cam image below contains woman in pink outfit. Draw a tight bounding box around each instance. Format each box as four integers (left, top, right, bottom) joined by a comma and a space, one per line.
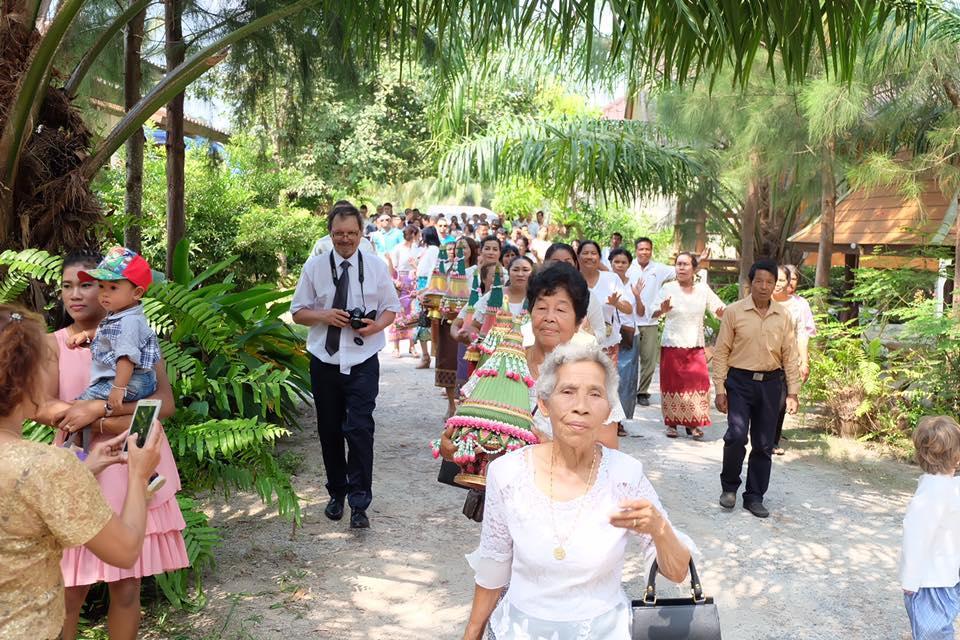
35, 250, 189, 640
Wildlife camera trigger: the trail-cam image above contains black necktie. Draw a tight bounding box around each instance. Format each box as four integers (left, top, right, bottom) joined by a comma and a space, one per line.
325, 260, 350, 356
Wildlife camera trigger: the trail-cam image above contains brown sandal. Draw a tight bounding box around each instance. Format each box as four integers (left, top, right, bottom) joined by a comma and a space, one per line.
617, 423, 627, 437
690, 427, 704, 440
415, 355, 431, 369
665, 426, 678, 438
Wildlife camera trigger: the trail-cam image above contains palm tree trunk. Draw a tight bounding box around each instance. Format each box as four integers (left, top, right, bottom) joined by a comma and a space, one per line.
738, 150, 761, 296
123, 0, 145, 252
953, 213, 959, 319
624, 76, 637, 120
164, 0, 185, 277
815, 138, 836, 290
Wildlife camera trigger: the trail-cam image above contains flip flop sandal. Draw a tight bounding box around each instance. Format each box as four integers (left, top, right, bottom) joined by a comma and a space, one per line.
691, 427, 705, 440
773, 446, 785, 455
617, 424, 627, 437
665, 426, 679, 438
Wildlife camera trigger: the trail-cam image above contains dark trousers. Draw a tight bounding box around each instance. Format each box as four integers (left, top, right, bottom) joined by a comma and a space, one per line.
774, 403, 787, 447
720, 368, 786, 504
310, 354, 379, 510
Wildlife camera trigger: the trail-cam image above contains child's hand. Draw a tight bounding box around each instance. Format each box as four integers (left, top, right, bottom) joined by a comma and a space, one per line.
67, 331, 90, 349
108, 386, 125, 410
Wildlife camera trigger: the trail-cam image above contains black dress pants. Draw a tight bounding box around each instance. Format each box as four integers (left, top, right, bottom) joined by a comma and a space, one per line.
720, 368, 786, 504
310, 354, 379, 510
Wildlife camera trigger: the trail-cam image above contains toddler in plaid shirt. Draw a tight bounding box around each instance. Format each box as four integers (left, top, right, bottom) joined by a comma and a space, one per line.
69, 247, 160, 430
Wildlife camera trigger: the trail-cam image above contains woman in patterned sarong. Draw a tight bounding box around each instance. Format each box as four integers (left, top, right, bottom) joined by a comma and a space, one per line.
386, 225, 423, 357
648, 252, 725, 440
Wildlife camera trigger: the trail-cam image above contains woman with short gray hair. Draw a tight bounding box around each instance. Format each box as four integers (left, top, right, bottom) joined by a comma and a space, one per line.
461, 342, 695, 639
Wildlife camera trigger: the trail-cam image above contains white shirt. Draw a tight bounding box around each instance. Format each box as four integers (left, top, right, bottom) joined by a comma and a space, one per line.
587, 271, 631, 349
654, 281, 725, 348
527, 221, 540, 238
388, 243, 423, 276
899, 473, 960, 591
580, 291, 609, 346
470, 291, 533, 347
415, 245, 440, 279
291, 249, 401, 373
310, 235, 375, 258
626, 260, 676, 326
467, 447, 694, 637
531, 238, 551, 262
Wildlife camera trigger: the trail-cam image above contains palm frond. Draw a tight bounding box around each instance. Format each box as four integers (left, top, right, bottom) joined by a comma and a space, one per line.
167, 417, 288, 461
0, 248, 63, 303
142, 282, 231, 353
440, 116, 702, 203
22, 420, 56, 443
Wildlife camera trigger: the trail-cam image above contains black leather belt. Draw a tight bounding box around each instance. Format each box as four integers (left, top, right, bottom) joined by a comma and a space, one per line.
729, 367, 784, 381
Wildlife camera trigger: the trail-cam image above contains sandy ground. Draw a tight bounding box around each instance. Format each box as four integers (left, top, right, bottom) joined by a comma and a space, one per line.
154, 354, 955, 640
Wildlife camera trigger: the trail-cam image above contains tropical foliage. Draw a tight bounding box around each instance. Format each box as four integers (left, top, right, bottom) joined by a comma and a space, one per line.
803, 266, 959, 453
0, 244, 306, 608
441, 117, 701, 204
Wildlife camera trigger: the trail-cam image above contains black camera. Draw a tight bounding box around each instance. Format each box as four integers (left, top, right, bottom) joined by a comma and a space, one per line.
348, 308, 376, 330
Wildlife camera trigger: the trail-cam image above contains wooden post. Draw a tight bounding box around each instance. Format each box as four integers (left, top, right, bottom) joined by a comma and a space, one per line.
164, 0, 185, 277
840, 252, 859, 322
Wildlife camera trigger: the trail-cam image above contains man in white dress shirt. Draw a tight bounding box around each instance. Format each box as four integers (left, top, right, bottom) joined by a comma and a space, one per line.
626, 237, 675, 406
292, 204, 401, 529
600, 232, 623, 267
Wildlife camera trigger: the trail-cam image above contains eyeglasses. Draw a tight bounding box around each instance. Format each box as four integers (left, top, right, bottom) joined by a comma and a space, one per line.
332, 231, 360, 240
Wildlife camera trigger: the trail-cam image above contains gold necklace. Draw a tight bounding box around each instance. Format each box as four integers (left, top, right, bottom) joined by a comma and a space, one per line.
548, 444, 599, 561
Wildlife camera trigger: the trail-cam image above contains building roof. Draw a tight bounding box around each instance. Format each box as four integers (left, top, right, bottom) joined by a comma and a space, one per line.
788, 176, 958, 254
88, 98, 231, 144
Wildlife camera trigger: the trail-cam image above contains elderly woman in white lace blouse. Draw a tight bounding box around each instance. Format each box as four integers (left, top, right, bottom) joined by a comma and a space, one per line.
462, 342, 695, 640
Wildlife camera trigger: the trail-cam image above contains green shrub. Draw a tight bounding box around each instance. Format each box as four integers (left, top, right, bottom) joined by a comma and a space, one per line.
804, 293, 958, 453
234, 205, 326, 283
804, 318, 907, 442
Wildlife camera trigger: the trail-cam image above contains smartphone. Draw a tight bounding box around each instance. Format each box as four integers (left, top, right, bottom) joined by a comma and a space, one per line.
123, 399, 162, 452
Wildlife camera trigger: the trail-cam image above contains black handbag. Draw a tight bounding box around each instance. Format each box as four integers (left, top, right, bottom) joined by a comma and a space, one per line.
631, 559, 721, 640
616, 310, 635, 349
437, 459, 466, 489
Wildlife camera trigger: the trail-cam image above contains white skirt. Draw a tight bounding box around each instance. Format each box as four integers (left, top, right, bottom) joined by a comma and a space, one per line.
489, 593, 631, 640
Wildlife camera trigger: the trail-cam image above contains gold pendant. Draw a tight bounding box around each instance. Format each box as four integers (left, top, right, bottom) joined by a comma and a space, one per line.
553, 546, 565, 561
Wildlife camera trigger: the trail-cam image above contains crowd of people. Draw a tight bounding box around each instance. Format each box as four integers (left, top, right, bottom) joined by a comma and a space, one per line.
0, 199, 957, 640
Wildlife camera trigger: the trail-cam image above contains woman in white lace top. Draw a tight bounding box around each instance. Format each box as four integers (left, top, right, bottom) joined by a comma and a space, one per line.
462, 342, 694, 640
649, 252, 724, 440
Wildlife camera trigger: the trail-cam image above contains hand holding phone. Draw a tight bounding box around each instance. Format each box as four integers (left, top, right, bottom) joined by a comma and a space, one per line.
123, 399, 162, 452
123, 400, 163, 489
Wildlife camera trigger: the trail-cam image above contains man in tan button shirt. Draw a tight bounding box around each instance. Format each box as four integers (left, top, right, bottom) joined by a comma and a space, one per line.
712, 259, 800, 518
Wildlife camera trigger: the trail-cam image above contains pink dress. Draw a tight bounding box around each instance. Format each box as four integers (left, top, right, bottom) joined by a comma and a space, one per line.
53, 328, 190, 586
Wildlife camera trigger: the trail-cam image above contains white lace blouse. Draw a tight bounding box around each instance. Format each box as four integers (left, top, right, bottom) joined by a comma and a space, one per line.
466, 447, 693, 639
653, 281, 724, 349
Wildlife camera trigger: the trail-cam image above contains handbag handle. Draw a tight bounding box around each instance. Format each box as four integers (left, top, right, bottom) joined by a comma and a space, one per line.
642, 558, 705, 605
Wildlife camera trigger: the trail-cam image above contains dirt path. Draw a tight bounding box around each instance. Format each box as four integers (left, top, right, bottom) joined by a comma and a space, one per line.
159, 356, 938, 640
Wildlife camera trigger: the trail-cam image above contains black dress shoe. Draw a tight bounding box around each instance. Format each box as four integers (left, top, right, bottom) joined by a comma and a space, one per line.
743, 501, 770, 518
636, 394, 650, 407
719, 491, 736, 509
324, 497, 344, 521
350, 509, 370, 529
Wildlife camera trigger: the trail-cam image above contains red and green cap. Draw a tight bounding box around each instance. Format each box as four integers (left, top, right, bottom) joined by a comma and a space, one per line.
78, 246, 153, 289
